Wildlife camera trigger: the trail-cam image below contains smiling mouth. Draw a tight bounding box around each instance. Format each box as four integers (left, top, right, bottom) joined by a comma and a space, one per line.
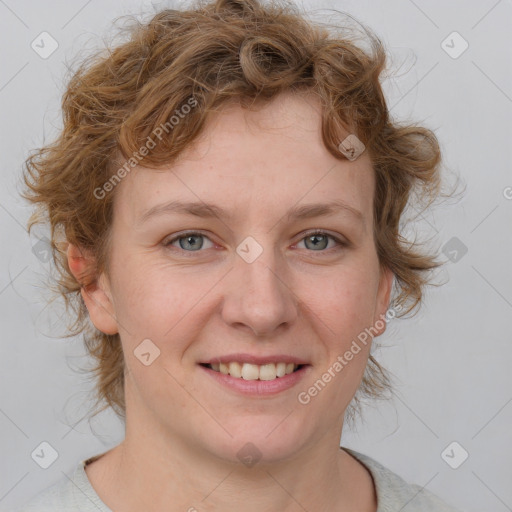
199, 362, 306, 381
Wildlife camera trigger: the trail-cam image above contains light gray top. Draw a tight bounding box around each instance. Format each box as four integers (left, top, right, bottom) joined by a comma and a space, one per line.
14, 447, 462, 511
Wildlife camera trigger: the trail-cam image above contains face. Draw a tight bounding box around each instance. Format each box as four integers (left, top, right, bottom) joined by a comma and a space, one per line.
73, 92, 393, 465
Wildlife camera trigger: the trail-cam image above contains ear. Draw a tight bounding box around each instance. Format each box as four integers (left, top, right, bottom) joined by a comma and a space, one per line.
372, 265, 394, 337
66, 243, 118, 335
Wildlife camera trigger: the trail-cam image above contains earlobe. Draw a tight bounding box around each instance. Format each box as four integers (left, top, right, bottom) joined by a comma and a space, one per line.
380, 266, 394, 309
373, 265, 395, 337
66, 243, 119, 335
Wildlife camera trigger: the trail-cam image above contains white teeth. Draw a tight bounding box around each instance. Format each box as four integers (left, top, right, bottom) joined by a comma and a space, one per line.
259, 363, 277, 381
208, 361, 300, 380
241, 363, 259, 380
276, 362, 286, 378
228, 361, 242, 378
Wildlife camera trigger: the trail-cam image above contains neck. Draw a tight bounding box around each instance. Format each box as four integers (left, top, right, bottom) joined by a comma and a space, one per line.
87, 431, 376, 512
85, 388, 376, 512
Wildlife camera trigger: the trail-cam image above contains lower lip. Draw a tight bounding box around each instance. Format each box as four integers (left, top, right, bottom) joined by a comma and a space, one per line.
199, 364, 311, 396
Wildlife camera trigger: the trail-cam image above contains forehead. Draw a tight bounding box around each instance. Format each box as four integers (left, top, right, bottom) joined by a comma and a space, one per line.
114, 92, 375, 228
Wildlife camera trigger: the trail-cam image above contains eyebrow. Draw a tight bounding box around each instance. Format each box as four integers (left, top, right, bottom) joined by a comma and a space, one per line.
137, 199, 365, 226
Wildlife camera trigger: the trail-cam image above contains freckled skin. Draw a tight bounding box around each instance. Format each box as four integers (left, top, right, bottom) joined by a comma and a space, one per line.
68, 91, 392, 512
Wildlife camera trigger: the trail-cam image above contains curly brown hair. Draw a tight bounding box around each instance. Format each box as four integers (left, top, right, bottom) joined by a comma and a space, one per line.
21, 0, 450, 428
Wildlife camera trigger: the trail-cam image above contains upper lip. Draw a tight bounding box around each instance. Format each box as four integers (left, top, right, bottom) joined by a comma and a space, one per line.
201, 353, 310, 365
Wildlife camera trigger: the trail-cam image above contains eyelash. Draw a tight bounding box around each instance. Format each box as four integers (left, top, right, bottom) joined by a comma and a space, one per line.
163, 230, 348, 256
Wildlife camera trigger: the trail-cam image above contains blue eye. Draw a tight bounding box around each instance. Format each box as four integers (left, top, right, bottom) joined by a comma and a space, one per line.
298, 230, 345, 252
164, 232, 214, 252
163, 230, 347, 255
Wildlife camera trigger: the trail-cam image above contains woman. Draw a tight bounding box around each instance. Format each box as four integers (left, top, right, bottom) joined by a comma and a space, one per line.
18, 0, 461, 510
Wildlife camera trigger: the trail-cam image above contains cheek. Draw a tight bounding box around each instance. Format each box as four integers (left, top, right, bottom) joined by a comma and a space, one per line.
110, 262, 194, 343
303, 266, 379, 340
300, 272, 377, 403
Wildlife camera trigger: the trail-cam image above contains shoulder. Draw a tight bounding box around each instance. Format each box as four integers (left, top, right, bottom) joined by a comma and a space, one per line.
11, 476, 76, 512
12, 457, 111, 512
343, 447, 463, 512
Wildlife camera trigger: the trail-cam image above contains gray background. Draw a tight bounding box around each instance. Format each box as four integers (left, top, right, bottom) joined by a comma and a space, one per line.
1, 0, 511, 511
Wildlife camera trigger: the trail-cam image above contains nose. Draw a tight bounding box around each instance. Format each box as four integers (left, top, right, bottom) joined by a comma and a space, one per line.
221, 248, 298, 338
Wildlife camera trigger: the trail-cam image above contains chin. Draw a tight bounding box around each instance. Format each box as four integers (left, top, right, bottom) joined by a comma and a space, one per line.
202, 418, 311, 466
